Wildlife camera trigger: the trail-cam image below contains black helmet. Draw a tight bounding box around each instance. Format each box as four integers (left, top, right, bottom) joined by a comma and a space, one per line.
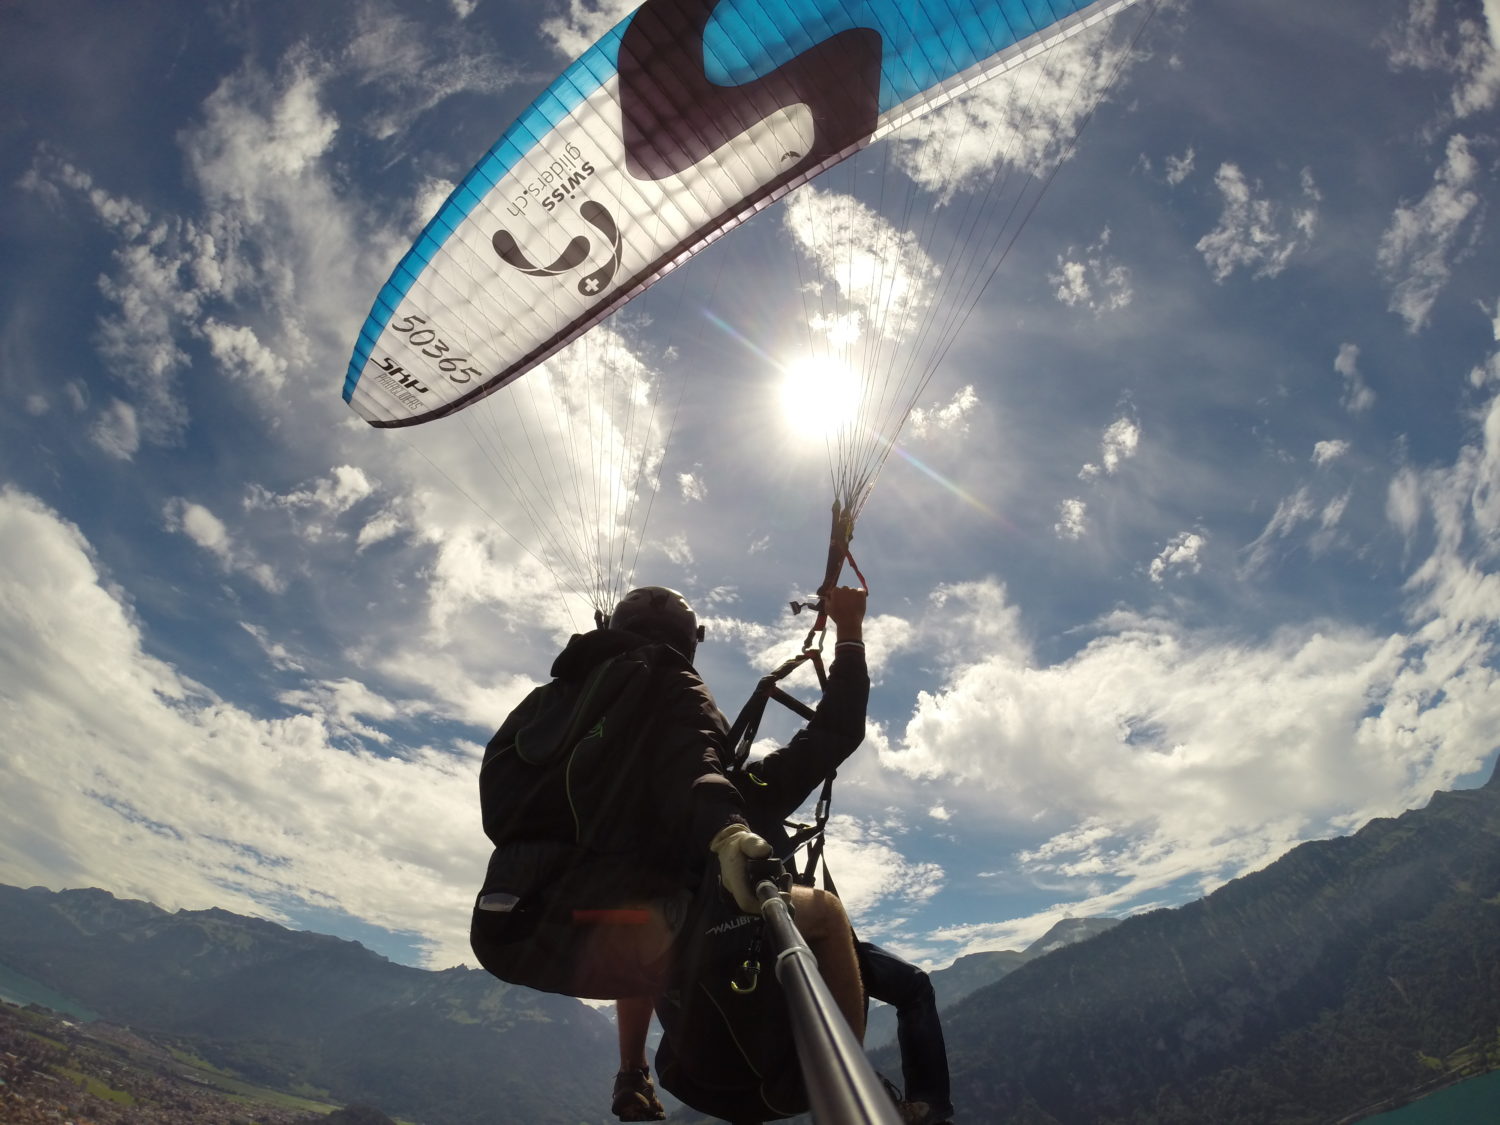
608, 586, 705, 659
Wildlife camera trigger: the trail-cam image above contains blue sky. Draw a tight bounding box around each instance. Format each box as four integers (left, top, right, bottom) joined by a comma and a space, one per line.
2, 0, 1499, 973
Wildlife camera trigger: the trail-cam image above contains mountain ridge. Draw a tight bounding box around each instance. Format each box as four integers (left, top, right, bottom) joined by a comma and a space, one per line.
3, 766, 1497, 1123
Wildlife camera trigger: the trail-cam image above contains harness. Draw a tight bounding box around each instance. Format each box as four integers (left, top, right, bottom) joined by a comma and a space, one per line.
726, 498, 865, 897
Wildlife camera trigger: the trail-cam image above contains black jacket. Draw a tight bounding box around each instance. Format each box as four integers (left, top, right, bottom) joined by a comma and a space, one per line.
735, 641, 870, 852
482, 628, 745, 883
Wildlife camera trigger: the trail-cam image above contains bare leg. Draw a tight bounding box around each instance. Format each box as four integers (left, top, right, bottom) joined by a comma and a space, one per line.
617, 995, 654, 1069
613, 995, 665, 1120
786, 885, 865, 1041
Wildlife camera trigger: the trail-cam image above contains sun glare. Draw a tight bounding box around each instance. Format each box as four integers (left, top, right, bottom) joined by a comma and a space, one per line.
779, 355, 862, 443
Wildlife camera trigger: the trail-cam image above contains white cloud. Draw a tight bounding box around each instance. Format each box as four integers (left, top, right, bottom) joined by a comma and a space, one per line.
397, 323, 672, 619
1241, 486, 1315, 575
908, 386, 979, 439
163, 497, 284, 593
249, 465, 374, 516
1055, 497, 1088, 540
1080, 415, 1141, 479
1377, 133, 1483, 333
1165, 146, 1196, 186
1100, 416, 1140, 471
540, 0, 640, 60
1149, 531, 1206, 583
662, 533, 694, 566
21, 42, 406, 451
885, 594, 1493, 955
276, 677, 422, 747
356, 509, 405, 551
241, 467, 378, 547
202, 320, 289, 393
820, 814, 945, 923
1049, 228, 1133, 313
1334, 342, 1376, 413
1313, 439, 1351, 466
1321, 491, 1351, 531
0, 488, 488, 969
1386, 0, 1500, 119
679, 472, 706, 502
91, 399, 141, 461
1196, 163, 1320, 282
338, 9, 517, 142
411, 177, 456, 233
783, 186, 939, 348
884, 381, 1500, 958
891, 19, 1140, 196
240, 621, 304, 673
1387, 467, 1424, 540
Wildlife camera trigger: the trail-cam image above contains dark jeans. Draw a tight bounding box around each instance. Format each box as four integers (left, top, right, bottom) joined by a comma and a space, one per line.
858, 941, 953, 1117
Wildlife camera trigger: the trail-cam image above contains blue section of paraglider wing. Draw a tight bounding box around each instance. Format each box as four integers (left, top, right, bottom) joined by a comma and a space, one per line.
701, 0, 1090, 109
343, 26, 629, 405
344, 0, 1117, 418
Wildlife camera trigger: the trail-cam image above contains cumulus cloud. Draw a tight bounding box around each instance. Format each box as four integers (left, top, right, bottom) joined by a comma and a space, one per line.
0, 488, 487, 968
240, 466, 381, 547
878, 374, 1500, 957
1377, 133, 1483, 333
1149, 531, 1206, 583
1313, 439, 1351, 466
246, 466, 375, 527
202, 320, 289, 393
1055, 497, 1088, 540
679, 471, 706, 502
276, 677, 426, 747
908, 386, 979, 439
540, 0, 640, 60
1079, 415, 1141, 480
1050, 227, 1133, 313
820, 814, 946, 923
163, 497, 284, 593
1196, 163, 1320, 282
885, 591, 1493, 953
891, 16, 1143, 196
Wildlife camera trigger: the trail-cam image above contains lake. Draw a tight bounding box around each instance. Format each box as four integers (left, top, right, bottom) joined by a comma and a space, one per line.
1358, 1068, 1500, 1123
0, 960, 99, 1021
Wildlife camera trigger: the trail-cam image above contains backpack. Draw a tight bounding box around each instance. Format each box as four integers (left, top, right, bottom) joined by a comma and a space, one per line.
469, 642, 688, 999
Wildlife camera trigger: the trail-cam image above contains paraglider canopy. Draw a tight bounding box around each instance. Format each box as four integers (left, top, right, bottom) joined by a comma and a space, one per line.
344, 0, 1154, 615
345, 0, 1145, 428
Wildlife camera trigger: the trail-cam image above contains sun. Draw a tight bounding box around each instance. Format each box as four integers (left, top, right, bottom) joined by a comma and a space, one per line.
778, 355, 862, 444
